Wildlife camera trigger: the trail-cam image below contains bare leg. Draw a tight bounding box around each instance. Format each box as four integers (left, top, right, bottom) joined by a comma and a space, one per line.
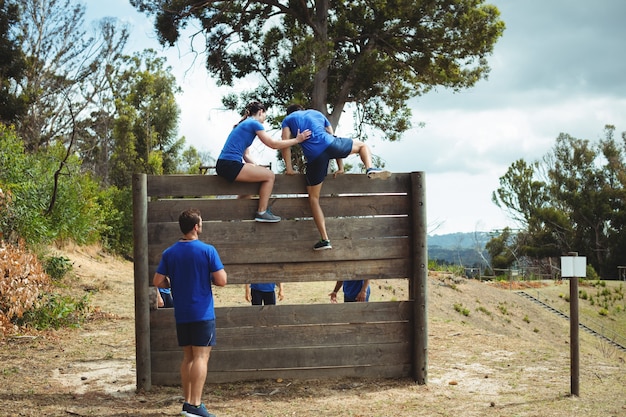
181, 346, 193, 403
181, 345, 212, 406
351, 140, 372, 169
235, 163, 275, 212
351, 139, 390, 179
307, 183, 328, 241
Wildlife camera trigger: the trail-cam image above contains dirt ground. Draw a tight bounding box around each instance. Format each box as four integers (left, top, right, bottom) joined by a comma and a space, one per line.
1, 245, 625, 417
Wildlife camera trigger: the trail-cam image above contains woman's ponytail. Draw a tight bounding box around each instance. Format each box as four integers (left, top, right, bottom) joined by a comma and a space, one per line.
233, 101, 266, 127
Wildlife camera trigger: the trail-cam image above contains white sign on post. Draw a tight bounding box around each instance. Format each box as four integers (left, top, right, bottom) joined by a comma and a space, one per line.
561, 256, 587, 278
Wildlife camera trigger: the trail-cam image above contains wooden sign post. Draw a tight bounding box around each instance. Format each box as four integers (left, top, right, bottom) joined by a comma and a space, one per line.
560, 252, 586, 397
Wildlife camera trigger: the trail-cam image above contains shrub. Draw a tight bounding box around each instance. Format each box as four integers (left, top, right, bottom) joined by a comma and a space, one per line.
0, 242, 93, 334
0, 241, 51, 334
43, 255, 73, 281
16, 293, 90, 330
97, 186, 133, 257
1, 125, 109, 247
454, 303, 470, 316
586, 264, 600, 281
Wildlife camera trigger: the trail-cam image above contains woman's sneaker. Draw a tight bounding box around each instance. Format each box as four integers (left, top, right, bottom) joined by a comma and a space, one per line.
255, 209, 281, 222
366, 167, 391, 179
313, 239, 332, 251
182, 402, 216, 417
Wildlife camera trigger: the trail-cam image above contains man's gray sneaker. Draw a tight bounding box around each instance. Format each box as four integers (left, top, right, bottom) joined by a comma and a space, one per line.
366, 167, 391, 179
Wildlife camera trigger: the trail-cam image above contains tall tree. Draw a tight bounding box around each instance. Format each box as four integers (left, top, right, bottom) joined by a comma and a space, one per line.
110, 50, 181, 188
0, 0, 27, 124
74, 18, 130, 185
131, 0, 504, 140
493, 126, 626, 277
14, 0, 128, 152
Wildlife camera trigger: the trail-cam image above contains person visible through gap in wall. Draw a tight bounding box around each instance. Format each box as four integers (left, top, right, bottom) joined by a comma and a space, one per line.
245, 282, 284, 305
216, 101, 311, 222
157, 286, 174, 308
281, 104, 390, 250
152, 208, 227, 417
329, 280, 371, 303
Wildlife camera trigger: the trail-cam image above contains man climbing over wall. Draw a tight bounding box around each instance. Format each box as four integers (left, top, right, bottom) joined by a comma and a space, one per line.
281, 104, 390, 251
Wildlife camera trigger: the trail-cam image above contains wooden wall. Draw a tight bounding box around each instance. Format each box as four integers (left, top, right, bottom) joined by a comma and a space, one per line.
133, 172, 428, 389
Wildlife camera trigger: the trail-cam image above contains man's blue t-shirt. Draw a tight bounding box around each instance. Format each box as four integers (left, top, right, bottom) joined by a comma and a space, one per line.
156, 240, 224, 323
218, 117, 265, 161
250, 283, 276, 292
281, 110, 335, 162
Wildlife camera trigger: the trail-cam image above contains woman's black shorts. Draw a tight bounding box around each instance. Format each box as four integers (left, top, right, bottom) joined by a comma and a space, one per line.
216, 159, 244, 182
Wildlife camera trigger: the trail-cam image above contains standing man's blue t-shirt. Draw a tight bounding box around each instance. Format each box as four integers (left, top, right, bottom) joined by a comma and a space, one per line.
218, 118, 265, 161
156, 240, 224, 323
281, 109, 335, 162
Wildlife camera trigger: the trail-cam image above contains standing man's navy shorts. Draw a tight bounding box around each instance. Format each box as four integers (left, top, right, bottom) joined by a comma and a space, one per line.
176, 320, 216, 347
305, 137, 353, 186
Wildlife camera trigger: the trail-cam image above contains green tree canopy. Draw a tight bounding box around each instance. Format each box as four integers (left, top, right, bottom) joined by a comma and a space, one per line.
492, 125, 626, 277
110, 49, 181, 188
131, 0, 504, 140
0, 0, 27, 124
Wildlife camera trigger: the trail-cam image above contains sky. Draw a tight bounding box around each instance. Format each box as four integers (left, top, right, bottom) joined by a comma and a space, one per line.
85, 0, 626, 235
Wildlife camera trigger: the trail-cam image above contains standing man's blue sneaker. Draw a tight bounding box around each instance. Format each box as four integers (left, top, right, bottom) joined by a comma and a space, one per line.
182, 402, 216, 417
366, 167, 391, 179
255, 209, 281, 222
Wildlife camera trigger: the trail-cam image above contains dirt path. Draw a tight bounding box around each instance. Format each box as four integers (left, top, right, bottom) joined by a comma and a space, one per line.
0, 247, 624, 416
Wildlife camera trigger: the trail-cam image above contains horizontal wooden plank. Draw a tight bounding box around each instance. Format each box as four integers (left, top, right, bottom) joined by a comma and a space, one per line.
147, 258, 410, 284
147, 173, 414, 198
148, 213, 410, 245
152, 342, 410, 373
151, 301, 412, 329
147, 194, 411, 223
214, 259, 411, 284
152, 363, 412, 385
150, 237, 409, 267
148, 217, 410, 264
150, 321, 410, 351
152, 321, 409, 352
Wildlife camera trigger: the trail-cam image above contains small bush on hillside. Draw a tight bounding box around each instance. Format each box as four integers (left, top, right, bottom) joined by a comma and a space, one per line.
97, 186, 133, 258
0, 242, 90, 334
454, 303, 470, 316
16, 293, 90, 330
0, 241, 51, 334
43, 255, 73, 281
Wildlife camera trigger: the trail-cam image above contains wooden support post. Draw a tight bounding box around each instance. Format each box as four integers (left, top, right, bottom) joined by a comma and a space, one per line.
568, 251, 580, 397
410, 172, 428, 384
133, 173, 151, 391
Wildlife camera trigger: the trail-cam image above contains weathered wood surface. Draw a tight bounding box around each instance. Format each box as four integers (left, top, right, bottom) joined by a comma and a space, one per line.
147, 172, 411, 198
146, 173, 413, 283
137, 171, 428, 385
151, 302, 413, 385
